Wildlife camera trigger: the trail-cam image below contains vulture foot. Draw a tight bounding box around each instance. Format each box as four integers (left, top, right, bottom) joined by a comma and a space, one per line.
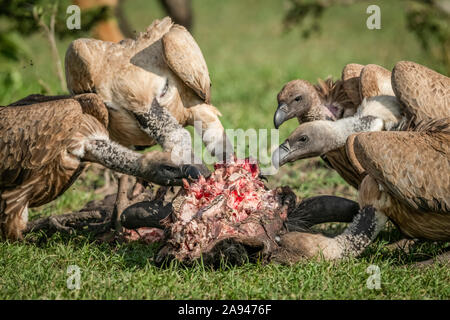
48, 216, 75, 235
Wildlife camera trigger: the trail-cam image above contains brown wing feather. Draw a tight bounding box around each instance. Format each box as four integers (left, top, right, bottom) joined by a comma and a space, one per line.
341, 63, 364, 107
0, 99, 83, 188
162, 24, 211, 103
65, 38, 108, 94
8, 94, 71, 106
352, 127, 450, 214
391, 61, 450, 124
314, 78, 354, 112
325, 146, 366, 189
360, 64, 394, 98
8, 93, 109, 129
73, 93, 109, 128
133, 16, 173, 50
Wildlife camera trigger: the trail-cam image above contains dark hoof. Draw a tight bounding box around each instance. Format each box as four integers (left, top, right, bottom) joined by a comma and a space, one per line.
121, 200, 172, 229
287, 195, 359, 231
182, 165, 201, 180
182, 164, 211, 180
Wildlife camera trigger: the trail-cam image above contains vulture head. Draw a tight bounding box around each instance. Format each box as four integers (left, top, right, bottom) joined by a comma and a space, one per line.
272, 121, 334, 167
275, 79, 346, 129
272, 94, 395, 168
275, 80, 317, 129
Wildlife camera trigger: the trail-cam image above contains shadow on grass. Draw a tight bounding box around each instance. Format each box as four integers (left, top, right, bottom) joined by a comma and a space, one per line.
23, 229, 161, 269
22, 223, 449, 271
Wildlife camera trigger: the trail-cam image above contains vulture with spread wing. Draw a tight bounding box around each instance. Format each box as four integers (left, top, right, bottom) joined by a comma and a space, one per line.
65, 17, 231, 166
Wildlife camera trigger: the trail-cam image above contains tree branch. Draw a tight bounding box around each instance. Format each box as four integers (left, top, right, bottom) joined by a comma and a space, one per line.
32, 3, 66, 92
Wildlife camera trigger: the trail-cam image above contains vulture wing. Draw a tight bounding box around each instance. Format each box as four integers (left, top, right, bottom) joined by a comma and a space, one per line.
65, 37, 111, 94
341, 63, 364, 107
65, 17, 174, 95
9, 93, 109, 129
72, 93, 109, 128
0, 99, 83, 188
162, 24, 211, 103
391, 61, 450, 124
360, 64, 394, 98
324, 146, 366, 189
350, 123, 450, 214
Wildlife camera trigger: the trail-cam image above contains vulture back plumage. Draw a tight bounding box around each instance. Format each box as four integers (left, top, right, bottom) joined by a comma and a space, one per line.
64, 17, 225, 161
345, 62, 450, 240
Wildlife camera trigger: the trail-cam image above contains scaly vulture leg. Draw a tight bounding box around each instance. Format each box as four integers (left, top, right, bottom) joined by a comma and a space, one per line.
82, 137, 202, 186
133, 99, 211, 175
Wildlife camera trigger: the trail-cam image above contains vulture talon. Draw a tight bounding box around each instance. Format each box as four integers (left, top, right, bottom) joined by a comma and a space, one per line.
181, 163, 211, 181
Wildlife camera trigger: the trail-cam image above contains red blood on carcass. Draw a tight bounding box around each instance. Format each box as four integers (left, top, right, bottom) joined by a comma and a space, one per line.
160, 157, 292, 261
123, 227, 165, 243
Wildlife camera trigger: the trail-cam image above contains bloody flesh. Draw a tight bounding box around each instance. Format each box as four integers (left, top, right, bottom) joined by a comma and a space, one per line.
161, 158, 290, 261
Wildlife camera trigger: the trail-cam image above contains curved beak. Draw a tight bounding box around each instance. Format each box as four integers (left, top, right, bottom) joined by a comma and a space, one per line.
272, 140, 291, 169
274, 103, 288, 129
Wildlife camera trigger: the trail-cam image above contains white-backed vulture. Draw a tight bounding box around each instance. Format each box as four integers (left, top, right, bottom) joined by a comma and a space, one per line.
274, 78, 353, 128
65, 17, 232, 166
274, 63, 394, 128
274, 63, 394, 188
0, 94, 201, 240
274, 63, 396, 188
273, 95, 403, 168
276, 61, 450, 260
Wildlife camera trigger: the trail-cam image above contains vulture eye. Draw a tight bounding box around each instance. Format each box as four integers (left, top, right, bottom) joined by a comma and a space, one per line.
294, 96, 303, 102
160, 79, 169, 97
298, 135, 309, 143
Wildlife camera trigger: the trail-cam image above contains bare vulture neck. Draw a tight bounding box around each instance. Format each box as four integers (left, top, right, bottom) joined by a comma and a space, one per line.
300, 93, 334, 123
322, 115, 384, 152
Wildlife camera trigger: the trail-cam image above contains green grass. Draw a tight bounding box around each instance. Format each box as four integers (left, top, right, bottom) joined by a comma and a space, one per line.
1, 234, 448, 299
0, 0, 449, 299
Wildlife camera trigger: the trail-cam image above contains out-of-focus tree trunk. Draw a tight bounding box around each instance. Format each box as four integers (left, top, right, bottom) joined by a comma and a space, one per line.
115, 0, 135, 38
159, 0, 193, 31
73, 0, 194, 42
73, 0, 124, 42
